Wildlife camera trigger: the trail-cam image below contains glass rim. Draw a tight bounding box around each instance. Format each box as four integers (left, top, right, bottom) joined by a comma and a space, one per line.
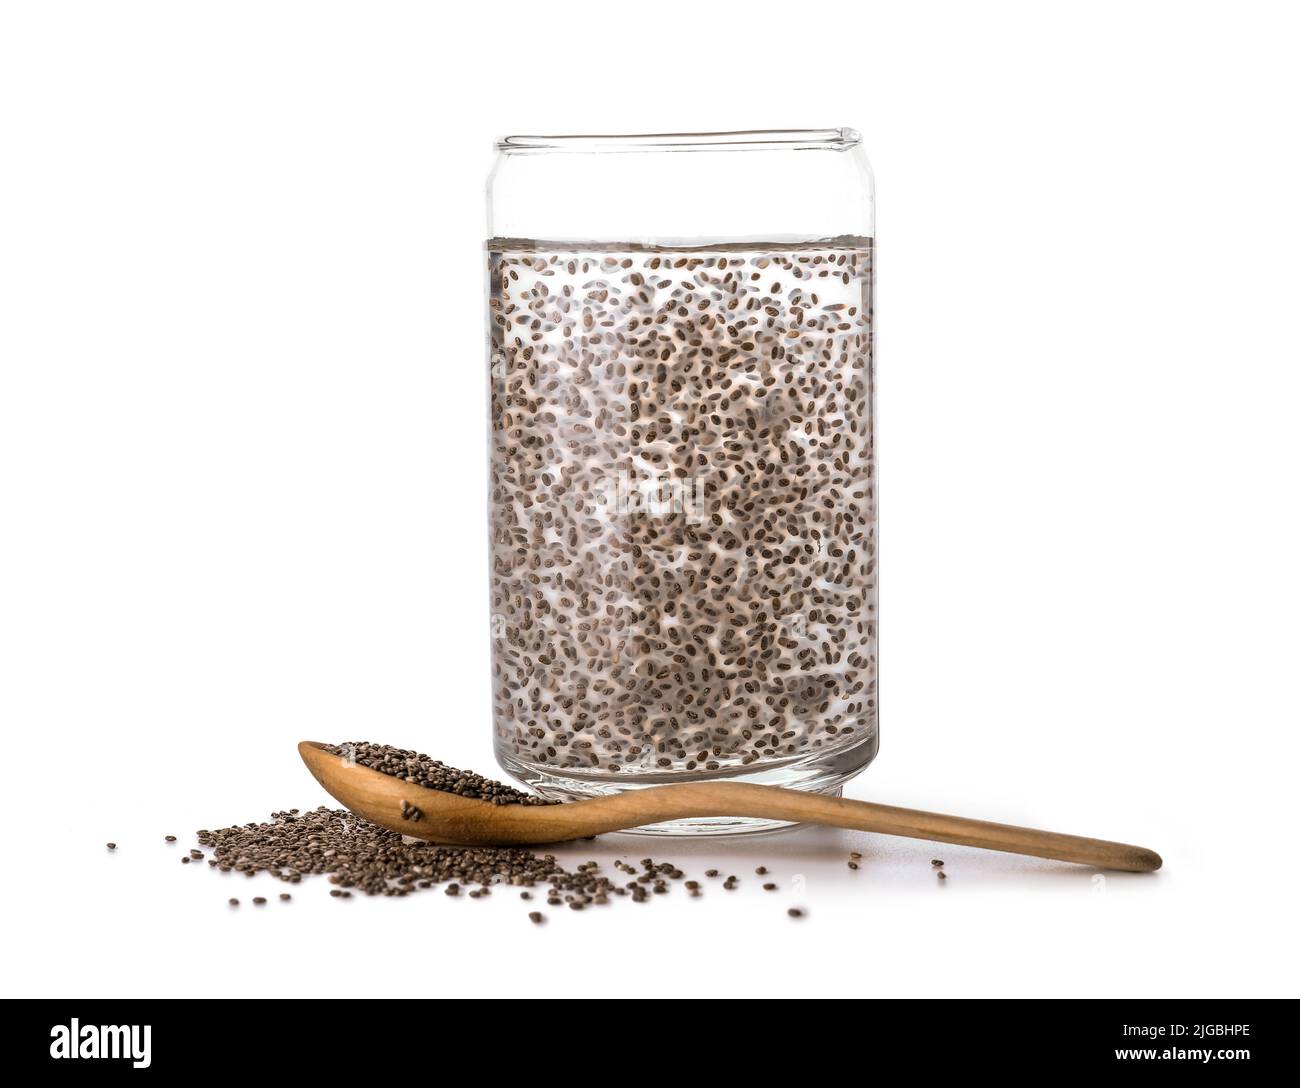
495, 128, 861, 153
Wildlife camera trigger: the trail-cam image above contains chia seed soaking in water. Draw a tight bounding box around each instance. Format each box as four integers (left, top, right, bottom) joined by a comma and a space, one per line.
485, 132, 876, 830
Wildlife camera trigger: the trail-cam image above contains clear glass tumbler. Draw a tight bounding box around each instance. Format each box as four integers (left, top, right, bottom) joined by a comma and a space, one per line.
486, 130, 876, 831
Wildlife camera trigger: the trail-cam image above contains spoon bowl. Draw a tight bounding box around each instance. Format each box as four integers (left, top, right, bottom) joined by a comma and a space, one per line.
299, 741, 1162, 871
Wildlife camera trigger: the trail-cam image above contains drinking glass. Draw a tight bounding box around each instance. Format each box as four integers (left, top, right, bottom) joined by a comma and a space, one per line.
486, 130, 876, 831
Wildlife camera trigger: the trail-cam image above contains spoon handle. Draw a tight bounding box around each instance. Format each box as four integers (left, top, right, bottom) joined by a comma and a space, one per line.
622, 783, 1162, 872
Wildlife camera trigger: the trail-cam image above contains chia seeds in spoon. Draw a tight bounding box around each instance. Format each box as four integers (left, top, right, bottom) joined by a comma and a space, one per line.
320, 741, 557, 806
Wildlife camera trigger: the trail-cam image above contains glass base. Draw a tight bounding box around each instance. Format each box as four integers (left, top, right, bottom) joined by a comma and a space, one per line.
496, 728, 878, 836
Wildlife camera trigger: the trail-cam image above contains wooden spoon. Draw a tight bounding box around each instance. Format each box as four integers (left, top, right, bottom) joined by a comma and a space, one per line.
299, 741, 1161, 872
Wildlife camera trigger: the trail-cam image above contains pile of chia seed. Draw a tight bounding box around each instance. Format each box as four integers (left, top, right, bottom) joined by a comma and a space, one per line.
191, 806, 790, 920
164, 744, 805, 920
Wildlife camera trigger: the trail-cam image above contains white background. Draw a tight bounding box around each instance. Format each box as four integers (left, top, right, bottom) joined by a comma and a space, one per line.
2, 0, 1297, 998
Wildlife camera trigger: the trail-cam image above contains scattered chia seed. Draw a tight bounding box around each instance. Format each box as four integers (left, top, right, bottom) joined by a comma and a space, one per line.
164, 835, 177, 843
106, 843, 116, 850
529, 911, 544, 924
788, 907, 805, 918
931, 859, 944, 867
194, 805, 708, 915
187, 748, 845, 921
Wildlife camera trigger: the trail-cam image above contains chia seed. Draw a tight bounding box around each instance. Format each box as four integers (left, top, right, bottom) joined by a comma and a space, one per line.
321, 742, 554, 806
487, 239, 877, 781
